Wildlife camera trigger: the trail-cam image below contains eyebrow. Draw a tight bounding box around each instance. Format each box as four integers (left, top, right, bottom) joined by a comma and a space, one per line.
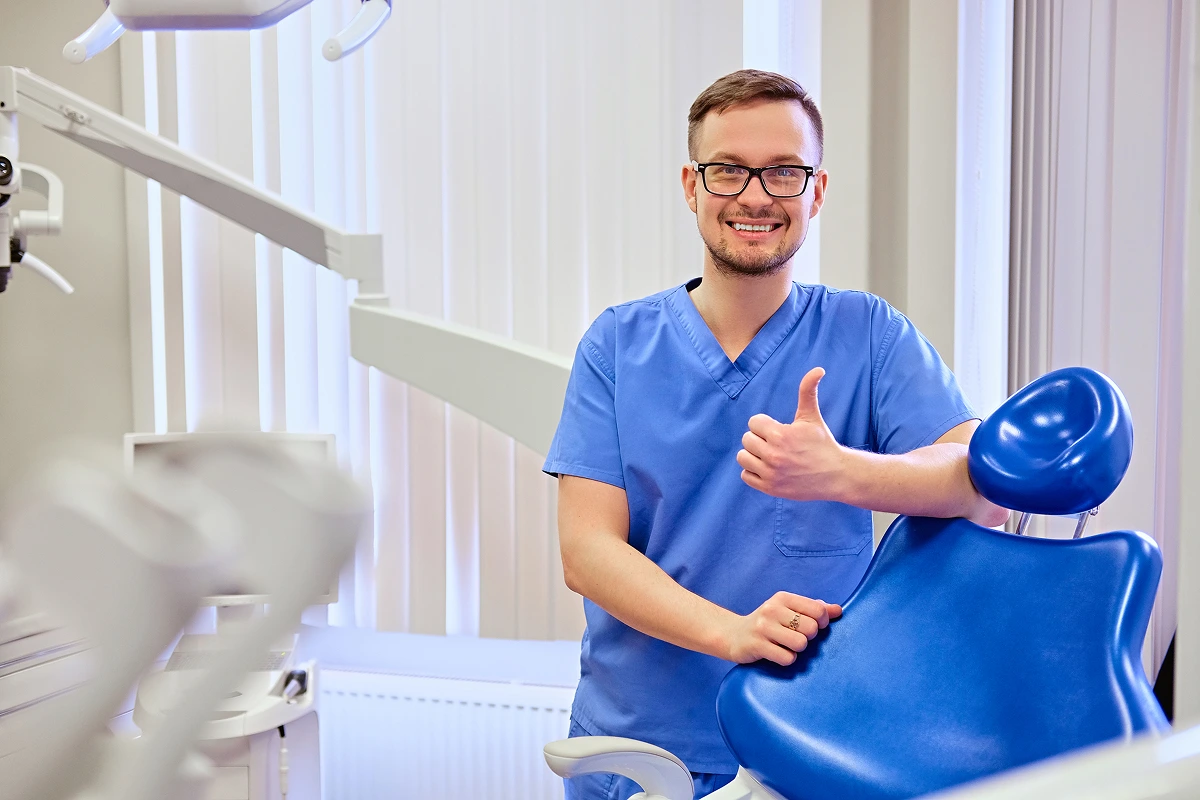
705, 152, 809, 165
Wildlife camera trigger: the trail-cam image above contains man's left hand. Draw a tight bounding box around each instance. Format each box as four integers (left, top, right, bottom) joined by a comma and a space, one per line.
737, 367, 849, 502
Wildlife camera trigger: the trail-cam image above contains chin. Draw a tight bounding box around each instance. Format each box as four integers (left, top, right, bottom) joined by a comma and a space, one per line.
712, 257, 791, 278
708, 241, 799, 278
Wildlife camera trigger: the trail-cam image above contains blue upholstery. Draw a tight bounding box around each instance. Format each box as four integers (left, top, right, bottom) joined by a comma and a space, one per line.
714, 367, 1167, 799
968, 367, 1133, 516
717, 520, 1167, 799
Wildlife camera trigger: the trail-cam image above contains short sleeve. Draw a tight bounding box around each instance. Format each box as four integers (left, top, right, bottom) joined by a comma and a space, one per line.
870, 303, 977, 455
543, 314, 625, 489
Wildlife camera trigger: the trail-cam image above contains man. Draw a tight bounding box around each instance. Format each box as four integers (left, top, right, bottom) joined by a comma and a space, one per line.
543, 69, 1009, 800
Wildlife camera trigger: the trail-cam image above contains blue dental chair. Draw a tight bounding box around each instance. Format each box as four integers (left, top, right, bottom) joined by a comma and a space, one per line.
717, 366, 1168, 799
545, 367, 1169, 800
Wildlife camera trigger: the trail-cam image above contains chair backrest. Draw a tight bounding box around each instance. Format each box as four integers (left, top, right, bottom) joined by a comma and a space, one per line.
715, 367, 1167, 800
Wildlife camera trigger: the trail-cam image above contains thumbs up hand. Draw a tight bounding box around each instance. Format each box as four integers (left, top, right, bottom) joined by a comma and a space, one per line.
737, 367, 849, 502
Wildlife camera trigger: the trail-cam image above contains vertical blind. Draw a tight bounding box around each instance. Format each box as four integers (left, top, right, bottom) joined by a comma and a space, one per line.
120, 0, 1025, 651
1009, 0, 1191, 674
121, 0, 745, 639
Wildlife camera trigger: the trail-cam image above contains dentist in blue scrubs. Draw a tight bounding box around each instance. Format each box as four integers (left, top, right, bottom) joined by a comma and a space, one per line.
544, 69, 1010, 800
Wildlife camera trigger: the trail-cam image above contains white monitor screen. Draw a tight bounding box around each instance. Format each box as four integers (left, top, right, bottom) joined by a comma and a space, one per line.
123, 431, 339, 606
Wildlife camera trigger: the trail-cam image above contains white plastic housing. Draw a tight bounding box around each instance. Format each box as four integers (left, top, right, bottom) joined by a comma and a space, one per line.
323, 0, 391, 61
63, 9, 126, 64
15, 163, 64, 237
544, 737, 695, 800
109, 0, 315, 30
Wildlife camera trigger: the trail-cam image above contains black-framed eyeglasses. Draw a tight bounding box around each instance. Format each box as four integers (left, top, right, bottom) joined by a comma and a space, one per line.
692, 161, 815, 198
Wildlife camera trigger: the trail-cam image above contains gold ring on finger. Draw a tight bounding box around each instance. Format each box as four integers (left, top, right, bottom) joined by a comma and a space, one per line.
788, 613, 802, 632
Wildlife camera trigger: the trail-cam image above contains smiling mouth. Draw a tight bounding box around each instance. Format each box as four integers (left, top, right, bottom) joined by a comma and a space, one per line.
726, 221, 784, 233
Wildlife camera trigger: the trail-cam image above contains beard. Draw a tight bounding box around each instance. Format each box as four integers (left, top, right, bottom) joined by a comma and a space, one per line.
702, 214, 803, 278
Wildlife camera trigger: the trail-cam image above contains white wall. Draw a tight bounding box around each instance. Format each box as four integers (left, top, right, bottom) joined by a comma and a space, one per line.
819, 0, 1009, 409
0, 0, 132, 488
903, 0, 960, 367
819, 0, 871, 293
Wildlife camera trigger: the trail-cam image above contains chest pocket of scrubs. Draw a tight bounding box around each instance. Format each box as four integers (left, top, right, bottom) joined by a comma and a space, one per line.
774, 499, 873, 557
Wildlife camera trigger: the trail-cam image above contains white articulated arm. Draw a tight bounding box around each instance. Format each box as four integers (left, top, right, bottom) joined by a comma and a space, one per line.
0, 66, 383, 296
1, 64, 572, 460
349, 302, 571, 455
544, 737, 695, 800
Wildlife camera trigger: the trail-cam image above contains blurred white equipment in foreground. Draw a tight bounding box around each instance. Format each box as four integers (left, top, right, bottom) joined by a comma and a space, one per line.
927, 724, 1200, 799
62, 0, 393, 64
0, 437, 370, 800
543, 726, 1200, 800
128, 432, 339, 800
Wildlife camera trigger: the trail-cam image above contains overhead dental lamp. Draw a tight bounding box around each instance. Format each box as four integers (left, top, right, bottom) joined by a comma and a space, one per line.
62, 0, 394, 64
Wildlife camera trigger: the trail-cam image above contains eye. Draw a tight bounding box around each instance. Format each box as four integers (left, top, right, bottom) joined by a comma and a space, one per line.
773, 168, 797, 178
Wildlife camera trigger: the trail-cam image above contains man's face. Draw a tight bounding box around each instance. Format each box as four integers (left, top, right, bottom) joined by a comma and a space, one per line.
683, 99, 827, 278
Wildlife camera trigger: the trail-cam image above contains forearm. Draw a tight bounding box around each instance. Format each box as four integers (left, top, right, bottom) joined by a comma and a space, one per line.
836, 443, 1007, 526
558, 476, 838, 666
564, 530, 737, 660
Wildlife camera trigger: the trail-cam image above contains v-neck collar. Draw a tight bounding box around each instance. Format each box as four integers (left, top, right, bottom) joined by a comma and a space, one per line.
666, 278, 811, 399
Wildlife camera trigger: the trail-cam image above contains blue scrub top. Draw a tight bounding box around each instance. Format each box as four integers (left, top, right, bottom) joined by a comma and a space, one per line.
544, 279, 975, 774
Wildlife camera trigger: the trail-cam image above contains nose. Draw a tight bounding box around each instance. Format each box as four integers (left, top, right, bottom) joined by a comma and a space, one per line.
737, 174, 774, 209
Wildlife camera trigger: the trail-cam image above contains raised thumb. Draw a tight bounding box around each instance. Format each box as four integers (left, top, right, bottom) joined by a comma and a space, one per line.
794, 367, 826, 422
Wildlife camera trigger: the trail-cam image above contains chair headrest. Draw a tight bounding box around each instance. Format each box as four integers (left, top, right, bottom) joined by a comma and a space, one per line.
968, 367, 1133, 516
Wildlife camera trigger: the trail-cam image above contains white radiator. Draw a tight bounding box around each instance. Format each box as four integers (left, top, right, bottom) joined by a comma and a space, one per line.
319, 669, 574, 800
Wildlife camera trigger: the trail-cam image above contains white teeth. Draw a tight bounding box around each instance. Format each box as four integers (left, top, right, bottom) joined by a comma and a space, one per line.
732, 223, 774, 232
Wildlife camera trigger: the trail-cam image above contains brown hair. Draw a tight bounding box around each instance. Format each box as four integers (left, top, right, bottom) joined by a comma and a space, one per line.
687, 69, 824, 165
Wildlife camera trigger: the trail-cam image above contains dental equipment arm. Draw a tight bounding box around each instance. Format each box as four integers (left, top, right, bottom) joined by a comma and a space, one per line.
349, 306, 571, 455
64, 0, 393, 64
0, 66, 384, 295
0, 64, 569, 454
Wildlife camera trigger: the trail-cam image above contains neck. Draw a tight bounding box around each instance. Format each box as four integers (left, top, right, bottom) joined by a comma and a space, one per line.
688, 259, 794, 361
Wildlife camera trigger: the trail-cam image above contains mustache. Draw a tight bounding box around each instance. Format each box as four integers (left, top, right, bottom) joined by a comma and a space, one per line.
719, 209, 788, 224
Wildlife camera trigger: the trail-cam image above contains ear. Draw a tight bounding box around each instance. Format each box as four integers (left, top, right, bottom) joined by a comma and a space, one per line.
683, 163, 699, 214
808, 169, 828, 219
